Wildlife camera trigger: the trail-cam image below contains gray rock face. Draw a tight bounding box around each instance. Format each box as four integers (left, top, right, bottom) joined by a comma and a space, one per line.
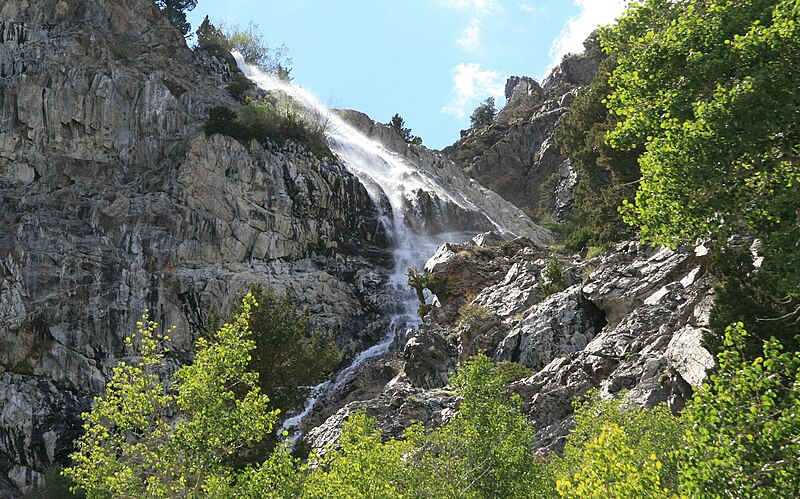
0, 0, 393, 493
444, 49, 600, 221
306, 236, 715, 459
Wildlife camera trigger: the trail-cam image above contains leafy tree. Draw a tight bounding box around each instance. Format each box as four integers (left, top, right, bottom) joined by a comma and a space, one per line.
556, 424, 677, 498
601, 0, 800, 342
387, 114, 423, 145
155, 0, 197, 37
231, 284, 342, 414
556, 390, 684, 494
469, 97, 497, 129
302, 412, 416, 498
407, 267, 438, 318
707, 243, 799, 359
410, 354, 554, 498
678, 323, 800, 497
64, 295, 280, 497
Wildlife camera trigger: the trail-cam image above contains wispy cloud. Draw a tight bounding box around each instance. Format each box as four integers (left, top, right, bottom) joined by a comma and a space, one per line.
519, 2, 546, 14
457, 19, 482, 51
442, 63, 505, 119
446, 0, 499, 14
445, 0, 502, 53
548, 0, 627, 69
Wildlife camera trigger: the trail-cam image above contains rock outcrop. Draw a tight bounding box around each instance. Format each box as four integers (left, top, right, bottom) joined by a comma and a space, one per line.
444, 38, 601, 221
0, 1, 393, 494
306, 235, 715, 457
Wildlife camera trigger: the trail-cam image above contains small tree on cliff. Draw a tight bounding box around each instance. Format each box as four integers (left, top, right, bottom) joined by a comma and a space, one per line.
470, 97, 496, 129
388, 114, 423, 145
155, 0, 197, 37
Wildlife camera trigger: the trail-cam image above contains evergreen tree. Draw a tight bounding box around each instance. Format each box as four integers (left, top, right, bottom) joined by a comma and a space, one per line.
470, 97, 496, 129
155, 0, 197, 37
387, 113, 423, 145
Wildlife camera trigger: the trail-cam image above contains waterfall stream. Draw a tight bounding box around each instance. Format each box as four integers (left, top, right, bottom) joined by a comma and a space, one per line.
233, 53, 543, 441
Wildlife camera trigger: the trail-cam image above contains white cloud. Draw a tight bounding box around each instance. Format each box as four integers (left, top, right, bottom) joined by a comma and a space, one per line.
548, 0, 627, 69
442, 63, 505, 119
446, 0, 498, 13
520, 2, 546, 14
457, 19, 482, 51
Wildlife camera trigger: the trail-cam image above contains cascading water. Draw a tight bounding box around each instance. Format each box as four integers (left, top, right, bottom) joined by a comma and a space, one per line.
233, 52, 547, 442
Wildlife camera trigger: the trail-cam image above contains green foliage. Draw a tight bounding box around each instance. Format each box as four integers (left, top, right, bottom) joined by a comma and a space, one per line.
223, 21, 292, 80
707, 243, 800, 359
195, 18, 292, 81
407, 267, 437, 318
24, 465, 85, 499
470, 97, 497, 129
557, 390, 684, 494
601, 0, 800, 314
387, 113, 423, 145
554, 48, 641, 251
233, 284, 342, 414
541, 256, 569, 297
678, 323, 800, 497
155, 0, 196, 36
302, 412, 416, 498
295, 354, 553, 497
556, 423, 677, 498
227, 73, 254, 101
415, 354, 553, 498
456, 302, 493, 327
494, 361, 532, 384
204, 96, 332, 159
64, 295, 279, 498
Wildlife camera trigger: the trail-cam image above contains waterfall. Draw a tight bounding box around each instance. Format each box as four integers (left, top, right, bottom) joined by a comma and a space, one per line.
232, 53, 548, 441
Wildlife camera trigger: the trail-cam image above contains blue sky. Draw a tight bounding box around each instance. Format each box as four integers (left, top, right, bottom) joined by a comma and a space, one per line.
187, 1, 627, 150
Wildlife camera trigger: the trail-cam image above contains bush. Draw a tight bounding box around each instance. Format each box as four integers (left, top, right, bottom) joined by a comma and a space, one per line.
227, 73, 254, 101
456, 302, 494, 327
678, 323, 800, 497
555, 390, 684, 494
541, 256, 569, 297
204, 97, 332, 159
231, 285, 342, 414
495, 361, 532, 384
470, 97, 497, 129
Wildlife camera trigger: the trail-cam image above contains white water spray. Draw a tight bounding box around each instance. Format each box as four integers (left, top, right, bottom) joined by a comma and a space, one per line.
233, 53, 546, 441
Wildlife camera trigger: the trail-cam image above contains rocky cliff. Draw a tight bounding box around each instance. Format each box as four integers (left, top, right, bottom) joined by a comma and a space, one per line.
444, 38, 601, 221
305, 235, 715, 456
0, 1, 394, 494
0, 2, 719, 496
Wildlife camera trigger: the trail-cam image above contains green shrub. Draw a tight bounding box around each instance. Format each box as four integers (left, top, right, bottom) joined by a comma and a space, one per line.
555, 390, 684, 495
204, 97, 332, 159
495, 361, 532, 384
230, 284, 342, 414
456, 302, 494, 327
678, 323, 800, 497
227, 73, 254, 101
541, 256, 569, 297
